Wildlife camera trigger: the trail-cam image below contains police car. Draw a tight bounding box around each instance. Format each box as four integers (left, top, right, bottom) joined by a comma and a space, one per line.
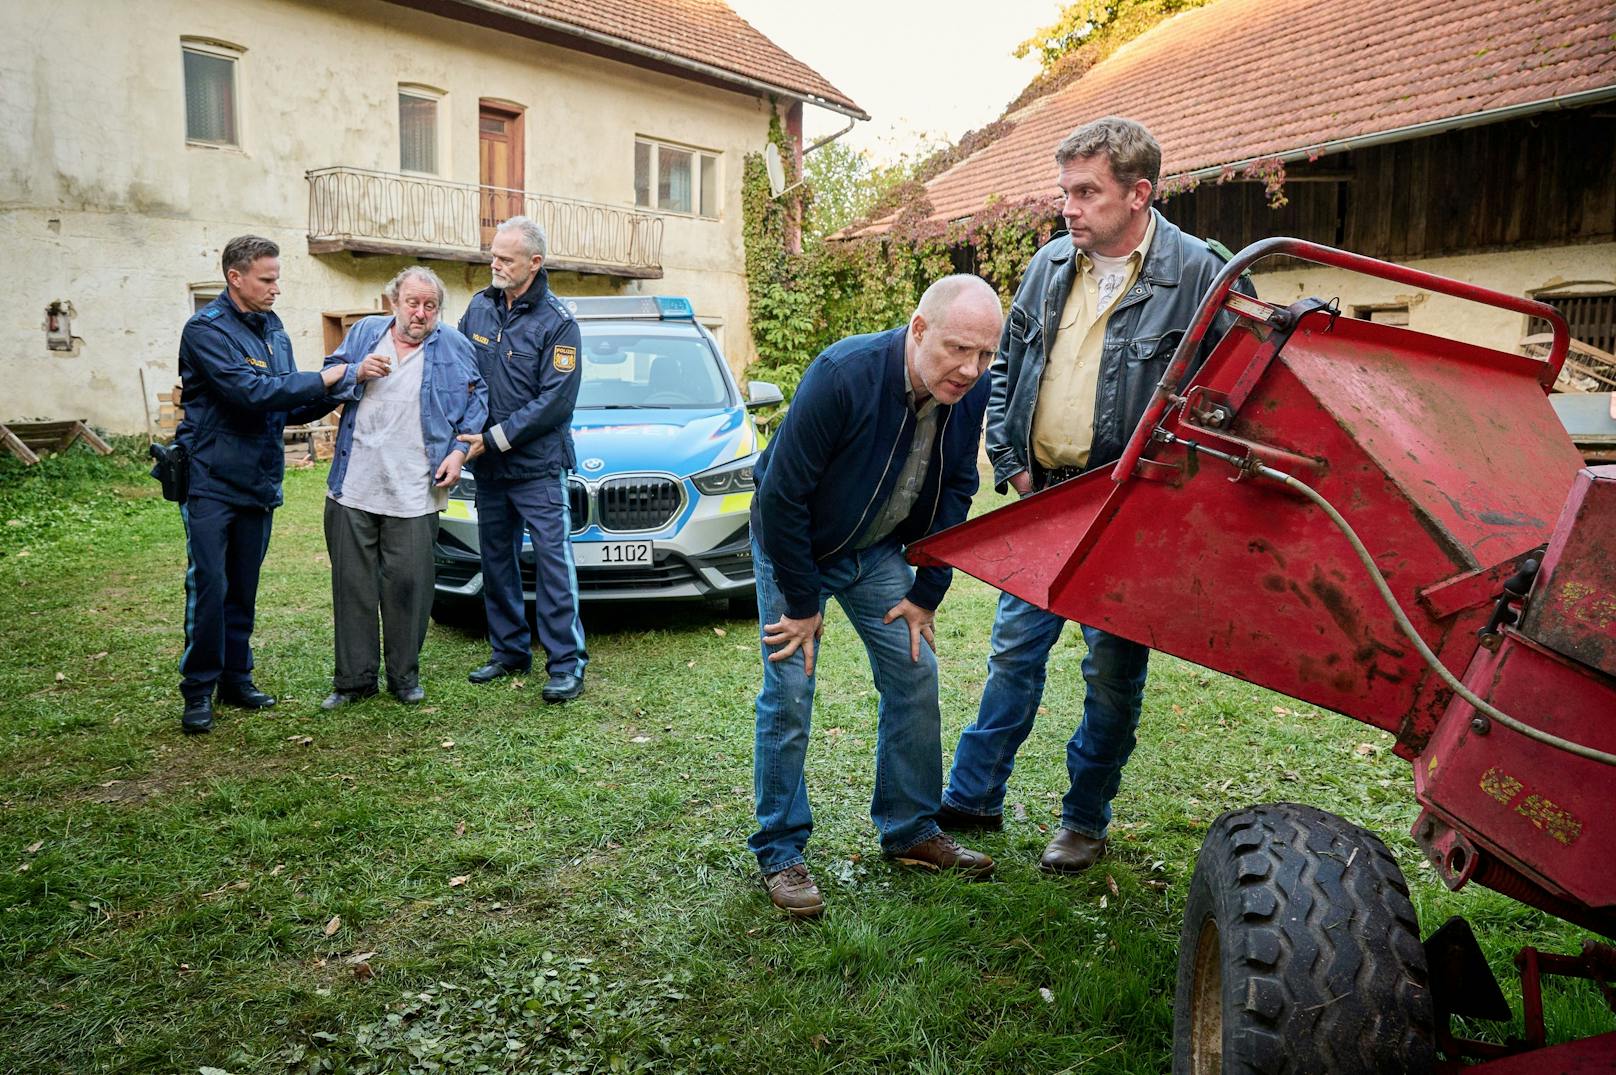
432, 295, 781, 615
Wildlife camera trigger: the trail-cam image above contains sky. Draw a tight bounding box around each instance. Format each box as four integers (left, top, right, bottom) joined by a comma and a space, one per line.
723, 0, 1061, 164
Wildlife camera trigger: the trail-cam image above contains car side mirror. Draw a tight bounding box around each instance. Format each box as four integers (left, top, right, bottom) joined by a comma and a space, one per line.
746, 380, 784, 410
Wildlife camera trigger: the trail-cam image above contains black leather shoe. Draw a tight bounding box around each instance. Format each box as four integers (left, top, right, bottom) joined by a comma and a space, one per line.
218, 681, 276, 710
541, 672, 584, 703
391, 685, 425, 705
468, 660, 529, 684
181, 697, 213, 735
321, 687, 377, 711
936, 802, 1004, 833
1040, 828, 1107, 874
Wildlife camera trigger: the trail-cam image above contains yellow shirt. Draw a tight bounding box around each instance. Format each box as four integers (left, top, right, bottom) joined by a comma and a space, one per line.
1030, 212, 1157, 470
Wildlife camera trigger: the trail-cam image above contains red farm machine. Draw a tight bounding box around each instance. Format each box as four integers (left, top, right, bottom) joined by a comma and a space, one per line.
911, 239, 1616, 1073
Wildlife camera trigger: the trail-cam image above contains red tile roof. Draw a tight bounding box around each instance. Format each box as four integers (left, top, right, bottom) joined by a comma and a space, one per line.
470, 0, 865, 117
862, 0, 1615, 232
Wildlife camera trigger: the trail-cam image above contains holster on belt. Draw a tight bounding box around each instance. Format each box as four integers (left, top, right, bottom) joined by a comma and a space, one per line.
149, 441, 189, 502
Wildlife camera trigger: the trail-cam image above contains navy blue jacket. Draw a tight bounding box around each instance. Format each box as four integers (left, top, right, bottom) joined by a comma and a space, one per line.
457, 270, 582, 480
176, 294, 357, 508
753, 326, 989, 619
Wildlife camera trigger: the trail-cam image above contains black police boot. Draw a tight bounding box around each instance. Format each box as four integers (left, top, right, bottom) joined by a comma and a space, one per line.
181, 697, 214, 735
542, 670, 584, 703
468, 660, 529, 684
219, 681, 277, 710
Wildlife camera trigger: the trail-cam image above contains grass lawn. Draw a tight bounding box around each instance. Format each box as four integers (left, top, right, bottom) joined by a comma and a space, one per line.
0, 444, 1607, 1073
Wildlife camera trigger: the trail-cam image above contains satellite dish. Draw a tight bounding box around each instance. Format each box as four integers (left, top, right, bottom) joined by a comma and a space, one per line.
763, 143, 787, 198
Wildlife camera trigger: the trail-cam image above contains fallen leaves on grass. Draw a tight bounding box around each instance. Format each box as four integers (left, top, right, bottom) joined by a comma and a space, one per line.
323, 916, 342, 937
448, 875, 469, 888
713, 627, 727, 637
1106, 874, 1119, 898
25, 840, 43, 854
440, 739, 455, 750
454, 820, 466, 838
286, 735, 314, 747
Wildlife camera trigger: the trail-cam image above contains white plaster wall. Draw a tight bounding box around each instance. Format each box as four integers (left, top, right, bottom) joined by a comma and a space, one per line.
1250, 242, 1616, 351
1, 0, 771, 432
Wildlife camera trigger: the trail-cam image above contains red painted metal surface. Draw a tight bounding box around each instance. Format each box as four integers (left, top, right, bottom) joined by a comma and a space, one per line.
913, 306, 1585, 754
910, 239, 1616, 1061
1111, 237, 1571, 482
1439, 1031, 1616, 1074
1518, 465, 1616, 678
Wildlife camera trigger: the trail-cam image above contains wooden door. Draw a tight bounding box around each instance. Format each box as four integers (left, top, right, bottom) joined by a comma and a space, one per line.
478, 102, 525, 247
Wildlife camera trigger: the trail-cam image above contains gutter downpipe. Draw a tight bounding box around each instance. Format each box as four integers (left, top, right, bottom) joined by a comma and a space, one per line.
1166, 85, 1616, 186
449, 0, 871, 121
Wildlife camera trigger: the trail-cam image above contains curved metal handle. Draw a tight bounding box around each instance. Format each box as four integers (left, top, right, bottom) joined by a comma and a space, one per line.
1110, 237, 1572, 483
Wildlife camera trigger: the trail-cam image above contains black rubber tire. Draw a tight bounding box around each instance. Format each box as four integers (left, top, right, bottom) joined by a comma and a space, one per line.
430, 597, 485, 629
1171, 803, 1436, 1075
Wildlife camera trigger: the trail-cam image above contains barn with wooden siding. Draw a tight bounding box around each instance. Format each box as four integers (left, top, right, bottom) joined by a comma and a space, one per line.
855, 0, 1616, 362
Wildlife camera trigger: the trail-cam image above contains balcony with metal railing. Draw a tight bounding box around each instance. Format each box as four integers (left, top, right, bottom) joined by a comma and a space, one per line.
306, 166, 664, 278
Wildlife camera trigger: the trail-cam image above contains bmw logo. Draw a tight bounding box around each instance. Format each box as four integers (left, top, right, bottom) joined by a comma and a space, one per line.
582, 458, 604, 471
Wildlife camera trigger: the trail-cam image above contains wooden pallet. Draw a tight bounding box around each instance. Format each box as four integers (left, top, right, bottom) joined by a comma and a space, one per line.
1, 419, 112, 466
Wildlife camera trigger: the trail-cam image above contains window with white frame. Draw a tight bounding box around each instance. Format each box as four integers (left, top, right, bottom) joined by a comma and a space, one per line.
182, 41, 241, 146
398, 89, 439, 174
635, 139, 719, 218
189, 283, 224, 314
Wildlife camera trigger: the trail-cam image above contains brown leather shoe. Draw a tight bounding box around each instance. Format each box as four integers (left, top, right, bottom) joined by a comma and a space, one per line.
936, 802, 1003, 833
762, 864, 825, 917
886, 833, 996, 879
1040, 828, 1107, 874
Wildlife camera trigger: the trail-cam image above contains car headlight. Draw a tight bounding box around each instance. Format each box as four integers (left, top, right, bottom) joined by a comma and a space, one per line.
692, 454, 757, 496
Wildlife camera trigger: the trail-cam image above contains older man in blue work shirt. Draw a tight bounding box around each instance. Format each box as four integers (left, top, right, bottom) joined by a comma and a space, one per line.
456, 216, 586, 704
173, 234, 386, 734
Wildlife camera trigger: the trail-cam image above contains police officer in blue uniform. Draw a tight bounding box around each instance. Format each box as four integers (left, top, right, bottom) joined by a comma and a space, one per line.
456, 216, 587, 703
174, 235, 386, 734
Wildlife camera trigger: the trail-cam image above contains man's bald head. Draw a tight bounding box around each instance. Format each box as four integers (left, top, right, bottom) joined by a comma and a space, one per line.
914, 274, 1002, 332
907, 274, 1003, 405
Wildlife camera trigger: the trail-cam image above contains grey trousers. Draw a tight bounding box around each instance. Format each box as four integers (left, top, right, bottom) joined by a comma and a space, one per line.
323, 498, 438, 692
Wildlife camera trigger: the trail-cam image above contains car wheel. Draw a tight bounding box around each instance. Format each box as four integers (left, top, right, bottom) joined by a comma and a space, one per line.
430, 597, 484, 630
1172, 802, 1435, 1074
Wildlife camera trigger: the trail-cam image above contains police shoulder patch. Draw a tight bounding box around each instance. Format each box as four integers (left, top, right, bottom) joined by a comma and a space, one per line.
552, 344, 576, 373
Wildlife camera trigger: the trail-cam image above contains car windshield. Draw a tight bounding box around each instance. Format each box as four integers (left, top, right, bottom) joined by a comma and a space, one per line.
576, 324, 730, 409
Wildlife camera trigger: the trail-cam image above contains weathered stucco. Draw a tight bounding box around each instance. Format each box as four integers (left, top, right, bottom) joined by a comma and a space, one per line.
2, 0, 772, 432
1251, 243, 1616, 352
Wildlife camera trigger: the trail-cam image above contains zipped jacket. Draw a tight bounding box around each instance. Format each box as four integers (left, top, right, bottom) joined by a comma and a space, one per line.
175, 293, 358, 508
753, 326, 989, 619
986, 209, 1254, 491
323, 316, 489, 499
457, 270, 582, 481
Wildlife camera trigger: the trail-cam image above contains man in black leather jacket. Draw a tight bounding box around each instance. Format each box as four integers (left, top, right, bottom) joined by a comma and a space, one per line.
939, 117, 1252, 872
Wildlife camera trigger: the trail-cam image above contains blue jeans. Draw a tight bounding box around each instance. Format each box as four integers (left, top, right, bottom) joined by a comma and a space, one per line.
749, 536, 944, 874
944, 592, 1150, 839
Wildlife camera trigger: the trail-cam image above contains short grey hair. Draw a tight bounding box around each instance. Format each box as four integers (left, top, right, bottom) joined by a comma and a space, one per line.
914, 273, 999, 326
1055, 116, 1161, 196
496, 215, 548, 259
385, 265, 446, 308
222, 235, 279, 277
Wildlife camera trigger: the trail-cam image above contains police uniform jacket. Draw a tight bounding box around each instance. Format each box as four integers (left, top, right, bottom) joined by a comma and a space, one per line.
176, 294, 358, 509
457, 269, 582, 481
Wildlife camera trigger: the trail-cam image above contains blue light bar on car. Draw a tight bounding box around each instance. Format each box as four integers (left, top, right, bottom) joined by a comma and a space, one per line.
565, 295, 697, 321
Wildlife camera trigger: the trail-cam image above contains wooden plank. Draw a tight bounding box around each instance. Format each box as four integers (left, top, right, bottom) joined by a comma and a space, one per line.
1, 425, 40, 465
